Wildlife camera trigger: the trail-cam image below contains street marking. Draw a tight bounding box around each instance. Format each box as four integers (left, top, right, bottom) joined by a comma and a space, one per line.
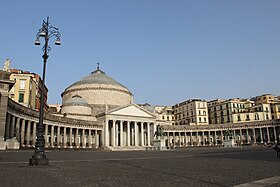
233, 175, 280, 187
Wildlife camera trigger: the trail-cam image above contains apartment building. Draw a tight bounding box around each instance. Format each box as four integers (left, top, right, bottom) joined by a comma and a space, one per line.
154, 106, 174, 125
4, 59, 48, 111
172, 99, 208, 125
208, 98, 271, 124
252, 94, 280, 120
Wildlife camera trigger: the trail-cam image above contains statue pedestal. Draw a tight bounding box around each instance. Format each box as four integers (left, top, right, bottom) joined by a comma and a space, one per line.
6, 138, 20, 149
224, 139, 235, 148
153, 138, 166, 150
0, 140, 6, 150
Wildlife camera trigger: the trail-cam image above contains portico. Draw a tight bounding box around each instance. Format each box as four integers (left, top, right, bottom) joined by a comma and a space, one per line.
98, 103, 156, 150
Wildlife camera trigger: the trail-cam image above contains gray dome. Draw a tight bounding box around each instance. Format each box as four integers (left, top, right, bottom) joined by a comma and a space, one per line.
66, 68, 130, 91
63, 95, 90, 107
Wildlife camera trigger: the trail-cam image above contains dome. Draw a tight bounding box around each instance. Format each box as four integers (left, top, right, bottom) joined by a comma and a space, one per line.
65, 68, 130, 91
63, 95, 90, 107
61, 67, 133, 111
61, 95, 92, 115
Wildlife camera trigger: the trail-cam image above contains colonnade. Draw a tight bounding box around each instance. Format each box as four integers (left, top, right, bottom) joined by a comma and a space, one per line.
165, 125, 279, 147
4, 112, 102, 149
104, 120, 154, 147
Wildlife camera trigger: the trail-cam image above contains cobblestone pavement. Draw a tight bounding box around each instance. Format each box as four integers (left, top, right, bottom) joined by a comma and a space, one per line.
0, 146, 279, 187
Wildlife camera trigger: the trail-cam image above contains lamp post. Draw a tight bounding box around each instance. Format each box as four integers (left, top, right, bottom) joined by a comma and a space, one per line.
29, 17, 61, 166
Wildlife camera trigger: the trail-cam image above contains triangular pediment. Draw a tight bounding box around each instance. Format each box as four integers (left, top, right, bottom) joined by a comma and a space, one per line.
109, 104, 155, 118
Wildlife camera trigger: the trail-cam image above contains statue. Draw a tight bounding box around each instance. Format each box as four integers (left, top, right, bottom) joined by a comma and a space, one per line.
154, 125, 165, 140
3, 59, 11, 71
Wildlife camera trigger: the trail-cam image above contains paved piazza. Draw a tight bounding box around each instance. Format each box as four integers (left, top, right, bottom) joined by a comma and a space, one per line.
0, 146, 279, 187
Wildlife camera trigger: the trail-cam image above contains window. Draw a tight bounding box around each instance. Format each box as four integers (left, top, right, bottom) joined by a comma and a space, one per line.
204, 117, 207, 122
19, 80, 26, 90
18, 93, 24, 103
255, 113, 259, 120
199, 117, 201, 122
237, 115, 241, 121
246, 114, 250, 121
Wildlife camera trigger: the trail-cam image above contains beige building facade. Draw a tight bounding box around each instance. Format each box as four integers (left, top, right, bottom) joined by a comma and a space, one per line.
252, 94, 280, 120
4, 59, 48, 111
173, 99, 208, 125
208, 98, 272, 124
154, 106, 174, 125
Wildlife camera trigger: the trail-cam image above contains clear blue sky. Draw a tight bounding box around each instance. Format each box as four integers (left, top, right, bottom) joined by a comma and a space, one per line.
1, 0, 279, 106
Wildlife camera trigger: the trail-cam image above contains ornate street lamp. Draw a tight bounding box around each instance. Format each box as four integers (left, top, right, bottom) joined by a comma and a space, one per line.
29, 17, 61, 166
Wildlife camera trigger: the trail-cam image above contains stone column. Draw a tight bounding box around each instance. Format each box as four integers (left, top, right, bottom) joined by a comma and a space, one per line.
208, 131, 211, 146
5, 113, 11, 139
202, 131, 205, 146
9, 116, 15, 138
120, 121, 123, 147
87, 129, 92, 148
69, 128, 73, 148
196, 132, 199, 146
253, 128, 256, 143
134, 122, 138, 146
20, 119, 25, 146
51, 125, 54, 147
185, 132, 187, 146
239, 129, 243, 144
32, 123, 36, 147
267, 127, 270, 143
16, 118, 20, 141
57, 126, 61, 147
45, 124, 49, 146
82, 129, 86, 148
26, 121, 31, 147
167, 132, 170, 148
104, 120, 109, 147
214, 130, 217, 145
220, 130, 224, 146
233, 129, 236, 142
127, 121, 131, 146
260, 128, 263, 143
115, 122, 119, 146
112, 120, 116, 147
178, 132, 181, 147
246, 128, 249, 144
63, 127, 67, 148
75, 128, 79, 148
274, 127, 277, 143
190, 132, 193, 146
147, 123, 150, 146
140, 122, 144, 146
95, 130, 98, 148
173, 132, 176, 147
